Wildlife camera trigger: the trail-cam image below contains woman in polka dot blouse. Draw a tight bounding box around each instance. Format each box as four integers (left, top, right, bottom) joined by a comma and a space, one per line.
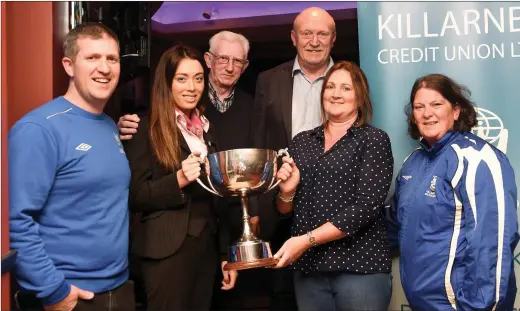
272, 61, 394, 311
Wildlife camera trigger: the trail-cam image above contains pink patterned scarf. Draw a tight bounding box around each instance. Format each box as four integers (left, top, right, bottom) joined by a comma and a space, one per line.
184, 111, 204, 138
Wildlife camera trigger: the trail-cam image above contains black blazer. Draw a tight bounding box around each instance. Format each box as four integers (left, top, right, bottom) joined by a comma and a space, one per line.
124, 115, 228, 260
248, 60, 296, 242
250, 60, 295, 151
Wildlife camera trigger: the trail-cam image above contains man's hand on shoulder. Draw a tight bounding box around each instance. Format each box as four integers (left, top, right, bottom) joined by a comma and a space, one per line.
118, 114, 140, 141
43, 285, 94, 311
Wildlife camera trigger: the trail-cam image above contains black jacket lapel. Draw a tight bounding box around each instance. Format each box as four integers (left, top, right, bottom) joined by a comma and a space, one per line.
279, 61, 294, 144
179, 134, 191, 155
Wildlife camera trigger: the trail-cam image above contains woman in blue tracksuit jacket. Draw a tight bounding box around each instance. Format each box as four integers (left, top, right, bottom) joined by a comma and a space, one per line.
387, 73, 519, 311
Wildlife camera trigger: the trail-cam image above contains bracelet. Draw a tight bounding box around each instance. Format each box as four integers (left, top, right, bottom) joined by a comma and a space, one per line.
278, 191, 295, 203
307, 231, 317, 247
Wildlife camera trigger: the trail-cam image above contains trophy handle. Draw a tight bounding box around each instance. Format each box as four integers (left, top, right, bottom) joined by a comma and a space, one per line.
266, 148, 291, 192
267, 179, 282, 192
196, 156, 224, 197
206, 174, 223, 195
196, 178, 224, 197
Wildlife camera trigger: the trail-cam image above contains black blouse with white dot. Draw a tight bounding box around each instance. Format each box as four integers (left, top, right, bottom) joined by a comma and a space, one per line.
287, 124, 394, 273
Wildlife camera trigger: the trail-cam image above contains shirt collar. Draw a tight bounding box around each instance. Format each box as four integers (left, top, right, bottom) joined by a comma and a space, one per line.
208, 80, 235, 101
292, 56, 334, 78
418, 130, 461, 154
310, 125, 326, 140
310, 121, 364, 141
175, 108, 210, 133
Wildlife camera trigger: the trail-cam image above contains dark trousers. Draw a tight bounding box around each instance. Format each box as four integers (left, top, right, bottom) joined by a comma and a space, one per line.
15, 280, 136, 311
140, 225, 218, 311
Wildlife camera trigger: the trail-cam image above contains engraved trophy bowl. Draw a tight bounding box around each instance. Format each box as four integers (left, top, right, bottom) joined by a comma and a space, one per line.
196, 148, 290, 271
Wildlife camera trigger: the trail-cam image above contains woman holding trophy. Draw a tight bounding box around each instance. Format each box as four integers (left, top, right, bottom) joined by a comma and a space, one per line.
123, 44, 237, 311
273, 61, 394, 311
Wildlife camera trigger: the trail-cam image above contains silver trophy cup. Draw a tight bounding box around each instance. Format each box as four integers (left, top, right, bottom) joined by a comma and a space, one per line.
196, 148, 290, 271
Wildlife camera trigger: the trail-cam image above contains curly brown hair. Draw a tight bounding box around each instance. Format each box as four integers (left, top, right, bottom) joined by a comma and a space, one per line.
405, 73, 477, 140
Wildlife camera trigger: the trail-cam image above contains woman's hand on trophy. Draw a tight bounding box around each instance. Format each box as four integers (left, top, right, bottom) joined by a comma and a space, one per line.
272, 235, 310, 268
178, 152, 203, 188
220, 261, 238, 290
277, 156, 300, 195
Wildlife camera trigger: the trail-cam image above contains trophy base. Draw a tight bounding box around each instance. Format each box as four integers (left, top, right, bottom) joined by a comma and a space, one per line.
223, 257, 278, 271
224, 240, 278, 271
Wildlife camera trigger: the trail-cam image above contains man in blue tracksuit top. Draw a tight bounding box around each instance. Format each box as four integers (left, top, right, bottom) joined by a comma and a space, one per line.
9, 23, 134, 311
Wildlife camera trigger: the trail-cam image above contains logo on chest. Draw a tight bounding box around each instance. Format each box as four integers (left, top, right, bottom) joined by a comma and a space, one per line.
424, 175, 437, 198
75, 143, 92, 152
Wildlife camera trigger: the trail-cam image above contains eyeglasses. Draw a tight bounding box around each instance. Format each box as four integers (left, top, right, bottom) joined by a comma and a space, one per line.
208, 52, 248, 68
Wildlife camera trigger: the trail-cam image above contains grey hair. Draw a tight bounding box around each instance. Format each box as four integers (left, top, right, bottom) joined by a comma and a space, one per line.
208, 30, 250, 58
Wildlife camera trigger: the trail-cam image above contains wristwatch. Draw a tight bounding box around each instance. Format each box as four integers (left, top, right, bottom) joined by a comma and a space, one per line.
307, 231, 317, 247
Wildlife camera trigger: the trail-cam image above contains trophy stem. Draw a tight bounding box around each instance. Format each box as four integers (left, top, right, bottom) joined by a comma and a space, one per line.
239, 194, 256, 242
225, 194, 279, 271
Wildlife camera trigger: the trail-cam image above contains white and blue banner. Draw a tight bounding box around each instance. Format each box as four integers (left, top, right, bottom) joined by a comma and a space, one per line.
358, 2, 520, 310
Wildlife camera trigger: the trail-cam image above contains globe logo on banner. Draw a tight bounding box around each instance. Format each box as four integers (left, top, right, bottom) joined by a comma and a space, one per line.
471, 108, 508, 154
